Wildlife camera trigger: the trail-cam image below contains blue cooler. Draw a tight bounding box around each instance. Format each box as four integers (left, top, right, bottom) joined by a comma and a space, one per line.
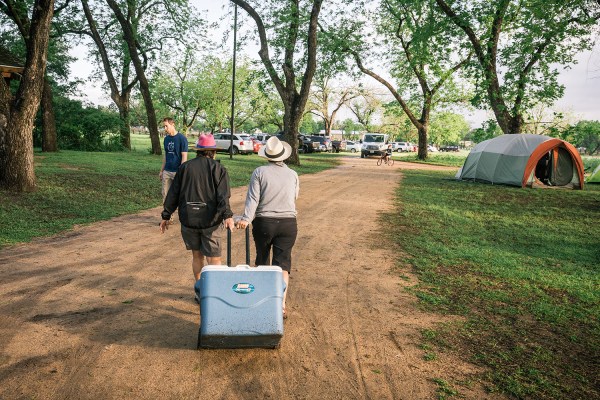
194, 228, 285, 349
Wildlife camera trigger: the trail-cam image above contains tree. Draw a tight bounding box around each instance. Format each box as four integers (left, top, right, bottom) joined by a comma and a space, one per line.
103, 0, 195, 154
1, 0, 74, 153
332, 0, 471, 159
308, 75, 358, 136
523, 105, 576, 136
468, 119, 502, 144
51, 97, 121, 150
0, 0, 54, 192
380, 102, 414, 141
152, 49, 207, 134
341, 118, 361, 139
61, 0, 145, 150
559, 120, 600, 155
230, 0, 323, 165
428, 111, 469, 145
250, 82, 284, 132
434, 0, 600, 134
346, 89, 383, 133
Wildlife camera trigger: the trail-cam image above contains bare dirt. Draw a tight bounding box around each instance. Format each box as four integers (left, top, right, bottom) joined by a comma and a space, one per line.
0, 156, 506, 399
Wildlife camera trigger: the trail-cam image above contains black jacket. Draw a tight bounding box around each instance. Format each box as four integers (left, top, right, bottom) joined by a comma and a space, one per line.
161, 156, 233, 228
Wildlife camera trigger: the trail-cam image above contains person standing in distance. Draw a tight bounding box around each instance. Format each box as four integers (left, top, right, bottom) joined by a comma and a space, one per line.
235, 136, 299, 319
160, 134, 235, 301
159, 118, 188, 215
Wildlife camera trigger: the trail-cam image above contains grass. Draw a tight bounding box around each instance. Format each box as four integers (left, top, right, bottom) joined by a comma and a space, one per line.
393, 151, 469, 167
0, 148, 340, 248
385, 169, 600, 399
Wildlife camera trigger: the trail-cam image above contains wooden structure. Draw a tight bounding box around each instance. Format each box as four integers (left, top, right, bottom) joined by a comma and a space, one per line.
0, 45, 24, 83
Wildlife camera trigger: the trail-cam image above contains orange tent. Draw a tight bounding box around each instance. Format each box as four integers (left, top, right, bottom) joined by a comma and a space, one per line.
456, 134, 585, 189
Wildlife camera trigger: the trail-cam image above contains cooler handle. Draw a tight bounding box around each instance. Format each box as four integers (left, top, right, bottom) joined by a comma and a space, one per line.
226, 225, 251, 267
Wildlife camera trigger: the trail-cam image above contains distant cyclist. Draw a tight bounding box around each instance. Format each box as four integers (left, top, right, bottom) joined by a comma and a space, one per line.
383, 144, 393, 163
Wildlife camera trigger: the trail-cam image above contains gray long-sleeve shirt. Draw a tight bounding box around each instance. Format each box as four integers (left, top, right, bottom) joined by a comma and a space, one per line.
241, 162, 299, 222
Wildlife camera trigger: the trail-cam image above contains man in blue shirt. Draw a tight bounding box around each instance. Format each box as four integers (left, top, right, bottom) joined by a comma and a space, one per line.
159, 118, 188, 217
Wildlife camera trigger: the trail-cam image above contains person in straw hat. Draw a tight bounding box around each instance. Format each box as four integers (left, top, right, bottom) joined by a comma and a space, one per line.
161, 134, 235, 302
236, 136, 299, 319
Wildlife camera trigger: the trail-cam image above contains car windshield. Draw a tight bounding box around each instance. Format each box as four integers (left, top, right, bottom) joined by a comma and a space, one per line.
364, 135, 384, 142
239, 135, 251, 140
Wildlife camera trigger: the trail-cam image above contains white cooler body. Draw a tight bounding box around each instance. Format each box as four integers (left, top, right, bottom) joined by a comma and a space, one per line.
195, 265, 284, 349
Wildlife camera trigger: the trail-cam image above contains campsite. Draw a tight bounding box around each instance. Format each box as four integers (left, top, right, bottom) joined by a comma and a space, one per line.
1, 150, 599, 399
2, 0, 600, 398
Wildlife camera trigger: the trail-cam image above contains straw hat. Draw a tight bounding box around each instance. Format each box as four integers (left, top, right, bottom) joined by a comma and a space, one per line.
258, 136, 292, 162
192, 134, 217, 150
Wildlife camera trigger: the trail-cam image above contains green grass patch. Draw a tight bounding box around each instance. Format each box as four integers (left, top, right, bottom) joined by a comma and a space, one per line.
0, 149, 340, 247
394, 151, 468, 167
387, 169, 600, 399
432, 378, 459, 399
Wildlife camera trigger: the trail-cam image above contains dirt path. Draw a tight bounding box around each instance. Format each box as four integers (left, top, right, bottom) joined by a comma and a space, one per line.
0, 157, 503, 399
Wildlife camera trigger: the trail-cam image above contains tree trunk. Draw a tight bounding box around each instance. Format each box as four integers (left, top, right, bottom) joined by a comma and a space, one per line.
508, 114, 524, 134
118, 103, 131, 149
282, 98, 301, 165
0, 0, 54, 192
416, 107, 430, 160
417, 124, 429, 160
41, 78, 58, 152
486, 74, 514, 134
136, 78, 161, 154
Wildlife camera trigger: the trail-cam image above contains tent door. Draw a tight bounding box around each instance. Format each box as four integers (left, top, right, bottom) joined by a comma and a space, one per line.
548, 147, 574, 186
534, 152, 551, 184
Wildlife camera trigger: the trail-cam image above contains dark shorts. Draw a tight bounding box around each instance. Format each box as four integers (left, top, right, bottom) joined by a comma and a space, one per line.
252, 217, 297, 273
181, 224, 222, 257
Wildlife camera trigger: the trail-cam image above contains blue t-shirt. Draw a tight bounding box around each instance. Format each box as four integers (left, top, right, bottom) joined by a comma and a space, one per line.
163, 132, 188, 172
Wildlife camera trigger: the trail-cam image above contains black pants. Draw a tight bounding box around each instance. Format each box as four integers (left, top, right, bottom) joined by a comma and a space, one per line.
252, 217, 297, 273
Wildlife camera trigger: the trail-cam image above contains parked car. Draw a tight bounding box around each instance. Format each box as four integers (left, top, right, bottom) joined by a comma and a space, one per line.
342, 140, 362, 153
213, 133, 254, 155
249, 137, 263, 153
254, 134, 272, 144
440, 145, 459, 152
275, 132, 318, 154
309, 136, 332, 152
360, 133, 389, 158
427, 145, 438, 152
394, 142, 414, 152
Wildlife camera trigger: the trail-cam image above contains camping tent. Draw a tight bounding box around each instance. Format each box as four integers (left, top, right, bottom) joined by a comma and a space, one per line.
455, 134, 585, 189
588, 164, 600, 184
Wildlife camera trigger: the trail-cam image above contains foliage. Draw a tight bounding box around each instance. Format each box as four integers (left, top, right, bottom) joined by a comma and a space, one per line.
428, 112, 470, 145
346, 88, 383, 132
324, 0, 472, 159
340, 118, 363, 139
300, 113, 319, 134
466, 119, 503, 144
555, 120, 600, 155
435, 0, 600, 133
307, 74, 359, 135
230, 0, 327, 164
387, 169, 600, 399
39, 97, 122, 151
0, 147, 340, 247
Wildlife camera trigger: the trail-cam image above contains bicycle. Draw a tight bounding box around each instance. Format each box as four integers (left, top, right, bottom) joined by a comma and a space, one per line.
377, 153, 394, 166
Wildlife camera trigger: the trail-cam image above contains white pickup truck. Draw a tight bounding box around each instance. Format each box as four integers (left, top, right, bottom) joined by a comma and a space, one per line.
360, 133, 389, 158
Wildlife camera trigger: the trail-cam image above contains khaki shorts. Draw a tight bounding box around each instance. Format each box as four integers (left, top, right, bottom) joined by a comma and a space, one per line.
162, 170, 177, 204
181, 224, 223, 257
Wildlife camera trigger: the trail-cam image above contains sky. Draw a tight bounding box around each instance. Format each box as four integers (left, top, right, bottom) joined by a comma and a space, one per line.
69, 0, 600, 129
